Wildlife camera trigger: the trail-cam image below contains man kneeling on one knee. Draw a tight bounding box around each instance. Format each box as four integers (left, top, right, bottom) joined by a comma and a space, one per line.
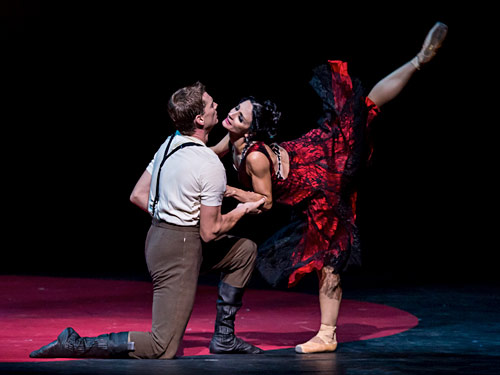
30, 82, 266, 359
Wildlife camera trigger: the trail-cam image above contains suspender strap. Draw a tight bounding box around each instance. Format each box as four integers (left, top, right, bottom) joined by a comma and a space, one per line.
151, 135, 204, 217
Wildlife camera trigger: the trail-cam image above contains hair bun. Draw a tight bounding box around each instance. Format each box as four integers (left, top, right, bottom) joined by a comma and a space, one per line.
263, 100, 282, 126
240, 96, 281, 143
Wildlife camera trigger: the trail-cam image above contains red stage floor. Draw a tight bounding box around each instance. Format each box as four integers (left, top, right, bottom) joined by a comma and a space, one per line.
0, 275, 418, 362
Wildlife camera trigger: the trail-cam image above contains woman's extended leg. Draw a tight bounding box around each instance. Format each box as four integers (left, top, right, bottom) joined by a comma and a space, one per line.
367, 22, 448, 107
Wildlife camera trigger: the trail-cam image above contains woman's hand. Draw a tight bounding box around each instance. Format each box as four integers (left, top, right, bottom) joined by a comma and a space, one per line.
238, 197, 266, 214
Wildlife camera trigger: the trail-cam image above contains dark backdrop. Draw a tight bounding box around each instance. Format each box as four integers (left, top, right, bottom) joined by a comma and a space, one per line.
2, 2, 495, 285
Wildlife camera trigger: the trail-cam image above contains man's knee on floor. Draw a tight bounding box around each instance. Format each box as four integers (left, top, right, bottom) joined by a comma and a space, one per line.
149, 343, 178, 360
130, 333, 178, 360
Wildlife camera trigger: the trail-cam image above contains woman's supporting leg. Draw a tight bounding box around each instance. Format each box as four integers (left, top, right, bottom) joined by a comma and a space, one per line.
295, 266, 341, 354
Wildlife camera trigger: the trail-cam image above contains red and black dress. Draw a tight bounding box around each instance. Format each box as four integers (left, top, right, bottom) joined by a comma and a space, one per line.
239, 60, 380, 288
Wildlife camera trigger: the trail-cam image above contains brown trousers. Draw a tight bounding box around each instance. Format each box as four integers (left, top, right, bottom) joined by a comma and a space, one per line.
128, 220, 257, 359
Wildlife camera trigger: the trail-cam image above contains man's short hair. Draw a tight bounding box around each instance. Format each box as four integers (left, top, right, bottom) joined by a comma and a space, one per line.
167, 81, 206, 135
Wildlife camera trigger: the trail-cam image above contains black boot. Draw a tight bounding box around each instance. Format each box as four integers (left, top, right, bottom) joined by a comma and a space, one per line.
29, 327, 133, 358
209, 281, 263, 354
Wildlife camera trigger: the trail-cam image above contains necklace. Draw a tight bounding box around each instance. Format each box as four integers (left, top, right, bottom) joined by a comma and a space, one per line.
270, 143, 284, 179
232, 141, 255, 171
241, 140, 255, 161
233, 141, 284, 179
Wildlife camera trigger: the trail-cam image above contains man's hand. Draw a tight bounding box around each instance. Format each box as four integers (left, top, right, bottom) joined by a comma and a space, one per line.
200, 197, 266, 242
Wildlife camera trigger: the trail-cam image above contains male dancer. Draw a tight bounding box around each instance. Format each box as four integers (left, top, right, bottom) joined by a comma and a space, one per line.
30, 81, 266, 359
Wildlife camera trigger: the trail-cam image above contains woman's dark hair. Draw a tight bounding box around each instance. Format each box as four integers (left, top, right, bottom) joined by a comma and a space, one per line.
240, 96, 281, 143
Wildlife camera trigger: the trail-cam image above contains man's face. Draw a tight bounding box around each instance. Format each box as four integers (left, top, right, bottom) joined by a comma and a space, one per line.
201, 92, 218, 130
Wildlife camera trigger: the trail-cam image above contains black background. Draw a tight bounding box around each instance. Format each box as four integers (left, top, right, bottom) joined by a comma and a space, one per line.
2, 2, 496, 285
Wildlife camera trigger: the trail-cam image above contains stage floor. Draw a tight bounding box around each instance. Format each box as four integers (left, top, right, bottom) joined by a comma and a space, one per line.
1, 275, 499, 374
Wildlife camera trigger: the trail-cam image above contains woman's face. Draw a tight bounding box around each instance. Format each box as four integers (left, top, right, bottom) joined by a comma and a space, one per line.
222, 100, 253, 136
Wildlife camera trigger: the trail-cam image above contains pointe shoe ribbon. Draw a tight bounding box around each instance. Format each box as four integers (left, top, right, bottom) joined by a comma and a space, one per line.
295, 324, 337, 354
411, 22, 448, 70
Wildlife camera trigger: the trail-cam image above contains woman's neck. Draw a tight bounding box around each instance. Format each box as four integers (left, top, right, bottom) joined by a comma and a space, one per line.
229, 133, 247, 155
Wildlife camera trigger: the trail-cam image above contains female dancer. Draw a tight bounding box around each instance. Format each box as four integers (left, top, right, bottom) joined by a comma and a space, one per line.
219, 22, 448, 354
